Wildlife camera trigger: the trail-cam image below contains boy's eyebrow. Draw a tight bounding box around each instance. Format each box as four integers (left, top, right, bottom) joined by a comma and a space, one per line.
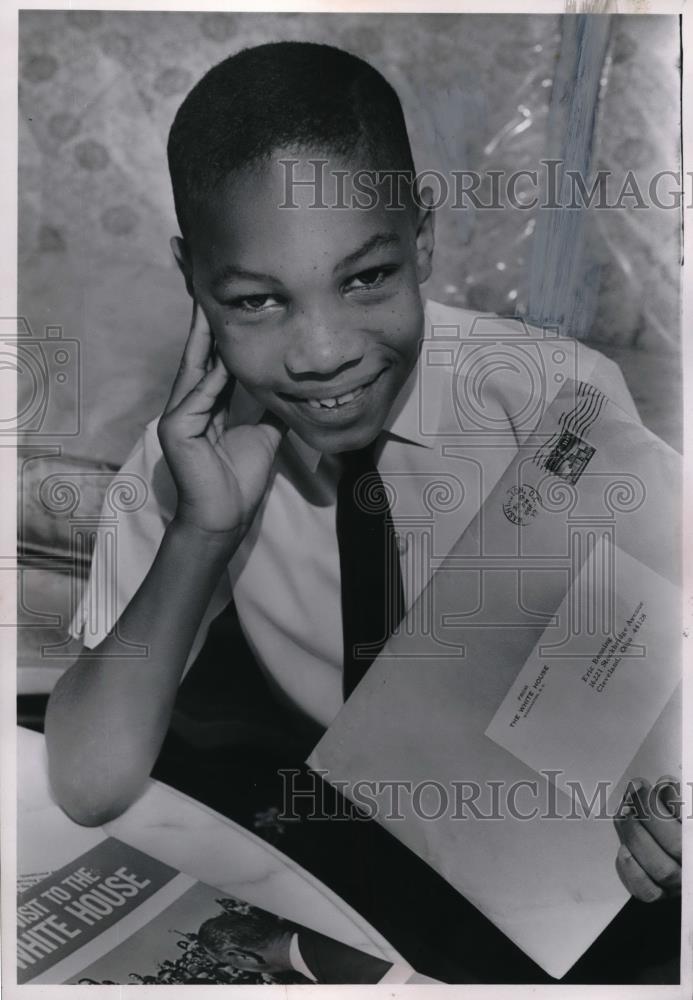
211, 264, 279, 291
334, 232, 401, 272
210, 232, 401, 291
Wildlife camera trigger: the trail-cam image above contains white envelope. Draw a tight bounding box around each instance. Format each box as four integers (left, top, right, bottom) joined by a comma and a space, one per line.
485, 537, 680, 801
309, 378, 681, 979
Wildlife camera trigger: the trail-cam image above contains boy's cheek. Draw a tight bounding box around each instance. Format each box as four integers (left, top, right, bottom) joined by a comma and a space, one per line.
212, 341, 279, 407
200, 302, 252, 360
382, 292, 425, 355
224, 370, 282, 421
211, 327, 270, 384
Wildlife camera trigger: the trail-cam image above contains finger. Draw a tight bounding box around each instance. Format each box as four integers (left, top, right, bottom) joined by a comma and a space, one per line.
167, 359, 231, 440
613, 813, 681, 892
209, 360, 236, 423
615, 843, 665, 903
165, 302, 214, 412
658, 781, 683, 822
214, 404, 286, 448
620, 781, 682, 861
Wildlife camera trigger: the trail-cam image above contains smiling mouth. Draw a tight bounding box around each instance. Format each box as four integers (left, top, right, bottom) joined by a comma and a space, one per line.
282, 370, 385, 411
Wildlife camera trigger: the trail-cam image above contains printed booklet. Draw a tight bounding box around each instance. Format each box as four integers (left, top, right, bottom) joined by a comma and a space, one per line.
18, 834, 409, 985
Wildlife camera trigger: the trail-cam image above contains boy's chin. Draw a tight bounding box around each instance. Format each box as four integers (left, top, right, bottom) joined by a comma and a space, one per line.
290, 421, 382, 456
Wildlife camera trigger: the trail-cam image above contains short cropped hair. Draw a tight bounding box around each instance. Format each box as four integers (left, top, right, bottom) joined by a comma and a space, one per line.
167, 40, 416, 238
198, 911, 285, 955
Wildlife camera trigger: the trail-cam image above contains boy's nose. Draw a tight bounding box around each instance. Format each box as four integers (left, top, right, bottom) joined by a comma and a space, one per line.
284, 312, 364, 378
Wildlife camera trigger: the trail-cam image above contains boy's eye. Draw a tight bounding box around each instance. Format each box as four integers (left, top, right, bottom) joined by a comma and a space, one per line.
228, 293, 282, 313
345, 266, 397, 291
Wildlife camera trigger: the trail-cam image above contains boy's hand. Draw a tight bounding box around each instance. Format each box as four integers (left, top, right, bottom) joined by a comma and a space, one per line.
613, 779, 681, 902
158, 302, 286, 545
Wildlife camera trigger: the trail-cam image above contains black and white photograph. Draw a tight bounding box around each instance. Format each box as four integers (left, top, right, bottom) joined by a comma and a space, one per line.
3, 1, 690, 994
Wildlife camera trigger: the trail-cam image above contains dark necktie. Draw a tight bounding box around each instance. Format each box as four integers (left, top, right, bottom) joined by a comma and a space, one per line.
336, 443, 406, 700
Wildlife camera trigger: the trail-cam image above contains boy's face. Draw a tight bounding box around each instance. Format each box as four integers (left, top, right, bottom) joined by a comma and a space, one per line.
175, 150, 434, 453
206, 945, 266, 973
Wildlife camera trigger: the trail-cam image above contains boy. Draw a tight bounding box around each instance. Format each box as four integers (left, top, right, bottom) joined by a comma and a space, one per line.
45, 41, 681, 979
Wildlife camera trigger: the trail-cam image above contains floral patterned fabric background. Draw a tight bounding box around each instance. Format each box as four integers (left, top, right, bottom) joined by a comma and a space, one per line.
16, 12, 682, 691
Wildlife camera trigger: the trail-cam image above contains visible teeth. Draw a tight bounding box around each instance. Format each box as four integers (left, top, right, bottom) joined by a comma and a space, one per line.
305, 385, 365, 409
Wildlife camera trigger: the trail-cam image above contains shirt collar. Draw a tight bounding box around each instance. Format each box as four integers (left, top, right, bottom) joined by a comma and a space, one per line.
225, 300, 439, 474
380, 339, 433, 450
289, 932, 317, 982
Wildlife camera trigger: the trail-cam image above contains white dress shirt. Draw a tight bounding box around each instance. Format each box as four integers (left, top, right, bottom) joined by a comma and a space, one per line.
288, 932, 318, 982
69, 300, 640, 727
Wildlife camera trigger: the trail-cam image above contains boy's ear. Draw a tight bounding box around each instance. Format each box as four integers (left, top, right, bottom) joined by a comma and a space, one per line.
414, 188, 435, 285
170, 236, 194, 298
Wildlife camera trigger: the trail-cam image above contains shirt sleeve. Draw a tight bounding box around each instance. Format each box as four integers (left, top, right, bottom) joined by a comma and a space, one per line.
68, 417, 232, 678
